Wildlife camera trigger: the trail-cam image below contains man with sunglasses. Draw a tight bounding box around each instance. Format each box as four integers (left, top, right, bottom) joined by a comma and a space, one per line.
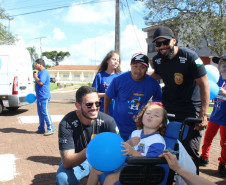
151, 26, 210, 174
104, 53, 162, 141
56, 86, 117, 185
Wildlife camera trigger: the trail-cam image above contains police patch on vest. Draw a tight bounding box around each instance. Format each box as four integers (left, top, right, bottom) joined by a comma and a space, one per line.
174, 73, 183, 85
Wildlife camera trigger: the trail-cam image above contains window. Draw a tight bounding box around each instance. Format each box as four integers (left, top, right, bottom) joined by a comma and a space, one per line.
74, 74, 80, 78
63, 73, 69, 78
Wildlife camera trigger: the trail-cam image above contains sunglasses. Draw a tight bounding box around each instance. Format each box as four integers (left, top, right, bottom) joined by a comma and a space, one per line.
82, 101, 102, 109
155, 39, 171, 47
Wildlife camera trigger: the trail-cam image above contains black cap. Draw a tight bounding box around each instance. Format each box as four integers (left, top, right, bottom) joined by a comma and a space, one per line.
131, 53, 149, 68
212, 55, 226, 64
152, 26, 175, 42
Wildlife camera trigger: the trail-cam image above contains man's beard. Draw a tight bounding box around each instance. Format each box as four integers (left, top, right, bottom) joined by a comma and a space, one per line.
158, 46, 175, 60
81, 107, 97, 120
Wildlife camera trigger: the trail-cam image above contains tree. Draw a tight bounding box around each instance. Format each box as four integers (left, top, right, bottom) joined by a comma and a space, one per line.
27, 47, 39, 69
0, 7, 16, 44
144, 0, 225, 56
42, 51, 70, 66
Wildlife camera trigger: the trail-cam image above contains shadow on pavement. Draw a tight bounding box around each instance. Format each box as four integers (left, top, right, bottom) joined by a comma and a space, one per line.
200, 168, 226, 184
0, 127, 34, 134
0, 108, 28, 116
31, 172, 56, 185
27, 156, 61, 166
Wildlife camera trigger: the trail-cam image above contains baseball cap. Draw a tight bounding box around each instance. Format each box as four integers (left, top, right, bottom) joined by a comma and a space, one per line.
212, 55, 226, 64
131, 53, 149, 68
152, 26, 175, 43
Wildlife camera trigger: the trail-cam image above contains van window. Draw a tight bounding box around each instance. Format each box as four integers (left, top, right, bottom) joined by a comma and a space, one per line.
0, 56, 9, 74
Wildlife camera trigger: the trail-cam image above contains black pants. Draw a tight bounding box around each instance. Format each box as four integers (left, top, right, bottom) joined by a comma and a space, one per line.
167, 108, 201, 175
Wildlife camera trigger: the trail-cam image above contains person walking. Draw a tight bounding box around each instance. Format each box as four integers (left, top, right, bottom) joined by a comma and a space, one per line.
92, 50, 121, 116
151, 26, 210, 174
34, 58, 55, 136
199, 55, 226, 177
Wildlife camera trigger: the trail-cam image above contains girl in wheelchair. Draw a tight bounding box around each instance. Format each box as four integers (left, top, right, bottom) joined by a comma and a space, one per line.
87, 101, 167, 185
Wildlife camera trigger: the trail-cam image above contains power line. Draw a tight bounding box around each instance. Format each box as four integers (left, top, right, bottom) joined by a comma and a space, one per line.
124, 0, 143, 52
4, 0, 113, 17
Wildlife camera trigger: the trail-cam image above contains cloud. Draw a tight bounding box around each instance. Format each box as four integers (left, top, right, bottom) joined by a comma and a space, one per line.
11, 17, 46, 39
60, 24, 148, 72
53, 28, 66, 41
64, 2, 114, 24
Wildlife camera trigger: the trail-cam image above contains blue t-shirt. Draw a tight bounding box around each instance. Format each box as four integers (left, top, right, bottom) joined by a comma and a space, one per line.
209, 75, 226, 126
106, 71, 162, 136
92, 71, 121, 116
35, 69, 51, 100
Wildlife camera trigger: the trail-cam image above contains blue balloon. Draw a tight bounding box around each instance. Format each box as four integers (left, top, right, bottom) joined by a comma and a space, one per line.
86, 132, 126, 172
209, 80, 220, 100
26, 93, 36, 103
205, 65, 220, 83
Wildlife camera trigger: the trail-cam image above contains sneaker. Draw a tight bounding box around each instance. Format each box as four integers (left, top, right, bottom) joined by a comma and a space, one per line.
218, 164, 226, 177
35, 130, 45, 134
44, 130, 55, 136
199, 156, 209, 166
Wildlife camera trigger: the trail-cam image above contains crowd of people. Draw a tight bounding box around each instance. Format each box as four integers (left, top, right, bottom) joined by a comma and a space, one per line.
33, 26, 225, 185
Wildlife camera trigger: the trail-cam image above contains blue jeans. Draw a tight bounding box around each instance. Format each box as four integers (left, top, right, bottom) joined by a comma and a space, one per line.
37, 99, 55, 132
56, 160, 91, 185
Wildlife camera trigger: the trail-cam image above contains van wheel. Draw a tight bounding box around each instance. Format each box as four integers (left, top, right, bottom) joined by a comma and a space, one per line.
6, 107, 19, 111
0, 103, 3, 114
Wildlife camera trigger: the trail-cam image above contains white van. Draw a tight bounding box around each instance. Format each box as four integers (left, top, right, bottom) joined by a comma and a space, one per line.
0, 45, 34, 114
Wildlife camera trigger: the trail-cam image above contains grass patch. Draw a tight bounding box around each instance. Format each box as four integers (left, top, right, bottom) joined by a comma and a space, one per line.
208, 106, 213, 114
50, 83, 58, 91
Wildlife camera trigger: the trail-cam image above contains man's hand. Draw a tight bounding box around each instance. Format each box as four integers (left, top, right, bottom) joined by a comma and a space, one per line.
159, 150, 182, 173
195, 114, 208, 131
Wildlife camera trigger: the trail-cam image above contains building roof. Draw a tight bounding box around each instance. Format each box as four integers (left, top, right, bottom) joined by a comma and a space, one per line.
48, 65, 99, 71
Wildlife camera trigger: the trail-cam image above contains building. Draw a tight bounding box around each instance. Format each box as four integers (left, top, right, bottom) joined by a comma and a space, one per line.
48, 65, 98, 85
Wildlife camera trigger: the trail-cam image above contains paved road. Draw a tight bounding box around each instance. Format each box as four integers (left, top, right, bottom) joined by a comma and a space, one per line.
0, 89, 225, 185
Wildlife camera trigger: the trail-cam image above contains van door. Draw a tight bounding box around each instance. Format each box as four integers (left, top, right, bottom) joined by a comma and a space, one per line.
0, 55, 11, 95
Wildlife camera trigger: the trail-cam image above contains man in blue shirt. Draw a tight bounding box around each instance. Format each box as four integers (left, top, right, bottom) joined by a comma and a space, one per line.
34, 58, 55, 135
104, 53, 162, 141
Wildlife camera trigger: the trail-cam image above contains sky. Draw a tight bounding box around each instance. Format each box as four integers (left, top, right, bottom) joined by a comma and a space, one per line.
0, 0, 151, 72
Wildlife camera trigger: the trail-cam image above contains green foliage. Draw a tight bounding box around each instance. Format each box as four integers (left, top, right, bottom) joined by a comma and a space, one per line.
145, 0, 225, 56
42, 50, 71, 66
27, 47, 39, 69
45, 64, 51, 69
0, 7, 16, 44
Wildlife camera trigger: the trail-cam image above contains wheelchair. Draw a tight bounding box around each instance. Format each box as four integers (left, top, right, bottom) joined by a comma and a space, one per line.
99, 117, 202, 185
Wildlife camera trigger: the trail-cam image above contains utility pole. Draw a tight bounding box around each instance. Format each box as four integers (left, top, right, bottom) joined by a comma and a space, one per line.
34, 37, 46, 58
8, 17, 14, 32
115, 0, 120, 53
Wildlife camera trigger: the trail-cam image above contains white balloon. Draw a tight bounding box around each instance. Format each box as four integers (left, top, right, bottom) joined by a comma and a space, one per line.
205, 65, 220, 83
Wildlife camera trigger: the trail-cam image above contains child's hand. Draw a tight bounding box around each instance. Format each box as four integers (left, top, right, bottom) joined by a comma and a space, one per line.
121, 142, 134, 155
219, 87, 226, 97
130, 137, 140, 146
